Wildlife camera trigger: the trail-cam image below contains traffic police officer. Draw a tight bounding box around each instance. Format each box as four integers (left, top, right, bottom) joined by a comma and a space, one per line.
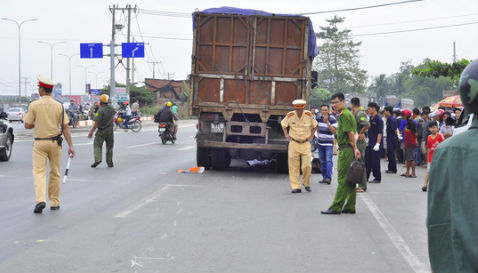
322, 93, 361, 214
350, 97, 370, 192
88, 94, 116, 168
281, 99, 318, 193
23, 75, 75, 214
427, 60, 478, 273
365, 102, 383, 183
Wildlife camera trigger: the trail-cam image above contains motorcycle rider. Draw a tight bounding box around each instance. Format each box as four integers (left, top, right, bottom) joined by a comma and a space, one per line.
155, 102, 178, 139
68, 100, 78, 127
120, 101, 132, 129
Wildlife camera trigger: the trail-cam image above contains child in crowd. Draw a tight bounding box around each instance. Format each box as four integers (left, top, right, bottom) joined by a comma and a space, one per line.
422, 121, 445, 192
440, 116, 455, 139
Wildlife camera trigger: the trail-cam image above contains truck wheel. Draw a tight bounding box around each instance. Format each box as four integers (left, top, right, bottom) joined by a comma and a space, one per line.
197, 147, 210, 169
211, 148, 229, 170
275, 152, 288, 174
0, 133, 13, 161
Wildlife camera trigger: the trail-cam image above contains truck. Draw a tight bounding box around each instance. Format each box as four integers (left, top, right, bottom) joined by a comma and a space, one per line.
189, 7, 318, 172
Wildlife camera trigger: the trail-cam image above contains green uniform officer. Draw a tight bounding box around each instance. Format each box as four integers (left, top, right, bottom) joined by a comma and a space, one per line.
427, 60, 478, 273
322, 93, 361, 215
350, 98, 370, 192
88, 94, 116, 168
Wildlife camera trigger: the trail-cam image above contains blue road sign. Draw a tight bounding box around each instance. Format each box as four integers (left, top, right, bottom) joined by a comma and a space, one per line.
80, 43, 103, 59
89, 89, 101, 95
122, 42, 145, 58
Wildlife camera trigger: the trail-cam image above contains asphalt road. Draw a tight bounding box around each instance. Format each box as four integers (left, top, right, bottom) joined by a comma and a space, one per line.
0, 121, 431, 273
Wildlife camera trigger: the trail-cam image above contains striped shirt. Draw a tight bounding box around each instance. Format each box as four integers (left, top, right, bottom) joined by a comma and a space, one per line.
316, 114, 338, 146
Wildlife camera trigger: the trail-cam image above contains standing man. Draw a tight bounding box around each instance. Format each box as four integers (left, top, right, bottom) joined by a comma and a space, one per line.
23, 75, 75, 214
365, 102, 383, 183
427, 60, 478, 273
384, 106, 399, 174
88, 94, 116, 168
281, 99, 318, 193
420, 110, 431, 168
131, 100, 140, 118
316, 104, 337, 185
321, 93, 361, 214
350, 97, 370, 192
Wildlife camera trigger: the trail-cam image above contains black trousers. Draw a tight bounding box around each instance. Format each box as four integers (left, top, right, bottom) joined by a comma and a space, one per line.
387, 137, 397, 172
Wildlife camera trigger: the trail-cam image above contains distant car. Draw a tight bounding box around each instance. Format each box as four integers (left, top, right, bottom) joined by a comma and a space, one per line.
6, 107, 25, 122
0, 112, 14, 161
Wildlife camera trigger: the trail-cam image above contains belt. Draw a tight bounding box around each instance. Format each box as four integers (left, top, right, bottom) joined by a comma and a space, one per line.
338, 144, 353, 150
291, 137, 308, 144
34, 135, 60, 141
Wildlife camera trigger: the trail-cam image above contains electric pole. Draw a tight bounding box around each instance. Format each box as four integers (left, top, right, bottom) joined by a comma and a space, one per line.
453, 41, 457, 63
125, 4, 132, 96
148, 61, 161, 79
21, 76, 29, 98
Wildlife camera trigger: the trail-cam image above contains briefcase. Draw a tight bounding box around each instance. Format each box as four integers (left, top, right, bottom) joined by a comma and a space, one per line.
347, 159, 365, 185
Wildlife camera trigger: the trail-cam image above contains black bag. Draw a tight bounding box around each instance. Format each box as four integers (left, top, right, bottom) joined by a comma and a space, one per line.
346, 159, 365, 185
311, 158, 321, 173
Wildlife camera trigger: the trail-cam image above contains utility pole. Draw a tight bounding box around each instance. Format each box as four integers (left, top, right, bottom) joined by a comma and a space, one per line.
132, 38, 135, 86
21, 77, 29, 98
109, 5, 117, 97
453, 41, 457, 63
148, 61, 161, 79
125, 4, 132, 96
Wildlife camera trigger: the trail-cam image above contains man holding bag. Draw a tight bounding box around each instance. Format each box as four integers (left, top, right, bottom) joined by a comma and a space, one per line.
321, 93, 361, 215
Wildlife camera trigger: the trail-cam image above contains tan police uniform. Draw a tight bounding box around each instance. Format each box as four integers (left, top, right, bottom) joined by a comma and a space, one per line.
281, 100, 318, 190
23, 75, 69, 208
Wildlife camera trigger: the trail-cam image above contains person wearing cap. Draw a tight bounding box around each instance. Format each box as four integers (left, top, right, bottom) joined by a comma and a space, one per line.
427, 60, 478, 273
88, 94, 116, 168
321, 92, 361, 214
281, 99, 318, 193
23, 75, 75, 214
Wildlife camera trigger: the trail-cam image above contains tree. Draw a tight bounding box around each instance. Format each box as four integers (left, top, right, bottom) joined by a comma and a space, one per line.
310, 88, 332, 108
412, 58, 471, 87
367, 74, 392, 100
313, 16, 367, 94
130, 85, 155, 106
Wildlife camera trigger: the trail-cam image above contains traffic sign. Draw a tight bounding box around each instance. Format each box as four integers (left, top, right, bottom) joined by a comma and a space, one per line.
89, 89, 101, 95
80, 43, 103, 59
122, 42, 144, 58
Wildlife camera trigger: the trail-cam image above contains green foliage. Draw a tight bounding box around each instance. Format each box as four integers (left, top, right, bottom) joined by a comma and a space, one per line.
130, 85, 155, 106
412, 58, 471, 86
310, 88, 332, 108
313, 16, 368, 94
368, 74, 392, 99
403, 76, 453, 107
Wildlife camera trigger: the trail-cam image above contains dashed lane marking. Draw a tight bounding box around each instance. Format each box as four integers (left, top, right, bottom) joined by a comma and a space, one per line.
127, 142, 160, 149
177, 145, 195, 151
114, 186, 170, 218
359, 193, 430, 273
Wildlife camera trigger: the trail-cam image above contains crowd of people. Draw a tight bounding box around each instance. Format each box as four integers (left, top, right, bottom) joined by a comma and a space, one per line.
311, 99, 464, 192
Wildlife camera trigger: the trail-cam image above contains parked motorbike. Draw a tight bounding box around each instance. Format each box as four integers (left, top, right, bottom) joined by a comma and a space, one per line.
158, 123, 175, 144
114, 112, 142, 132
65, 109, 77, 128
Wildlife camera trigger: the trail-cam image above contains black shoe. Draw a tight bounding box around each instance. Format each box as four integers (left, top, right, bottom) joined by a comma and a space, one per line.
291, 189, 302, 193
319, 178, 331, 184
321, 208, 341, 215
369, 179, 381, 183
91, 160, 102, 168
33, 202, 46, 214
50, 206, 60, 211
385, 170, 397, 174
107, 163, 114, 168
305, 187, 311, 192
422, 186, 427, 192
342, 210, 356, 214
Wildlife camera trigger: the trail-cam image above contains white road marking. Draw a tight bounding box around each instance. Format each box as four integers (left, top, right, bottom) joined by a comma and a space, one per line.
163, 184, 201, 187
75, 142, 93, 146
176, 209, 183, 215
160, 233, 167, 239
173, 220, 177, 227
177, 145, 195, 151
114, 186, 170, 218
127, 142, 160, 149
359, 193, 430, 273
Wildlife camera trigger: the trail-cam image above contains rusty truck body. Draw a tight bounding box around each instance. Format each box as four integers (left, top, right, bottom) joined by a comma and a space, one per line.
189, 7, 318, 171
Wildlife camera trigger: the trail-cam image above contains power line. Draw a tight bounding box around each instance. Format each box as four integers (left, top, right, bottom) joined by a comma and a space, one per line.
133, 34, 192, 41
137, 9, 191, 18
299, 0, 424, 15
353, 21, 478, 37
134, 12, 158, 76
351, 13, 478, 28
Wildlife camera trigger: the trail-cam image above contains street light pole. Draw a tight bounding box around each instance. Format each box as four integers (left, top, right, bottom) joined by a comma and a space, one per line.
1, 18, 37, 103
88, 71, 105, 89
38, 41, 65, 80
59, 53, 79, 98
77, 65, 94, 94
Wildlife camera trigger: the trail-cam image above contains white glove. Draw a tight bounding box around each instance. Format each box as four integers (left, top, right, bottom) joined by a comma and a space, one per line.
373, 143, 380, 151
398, 134, 403, 141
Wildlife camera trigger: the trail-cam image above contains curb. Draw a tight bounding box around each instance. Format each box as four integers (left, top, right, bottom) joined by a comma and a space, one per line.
76, 116, 154, 127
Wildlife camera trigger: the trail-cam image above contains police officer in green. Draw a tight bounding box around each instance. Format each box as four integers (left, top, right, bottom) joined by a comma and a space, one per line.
88, 94, 116, 168
350, 97, 370, 192
427, 60, 478, 273
322, 93, 361, 214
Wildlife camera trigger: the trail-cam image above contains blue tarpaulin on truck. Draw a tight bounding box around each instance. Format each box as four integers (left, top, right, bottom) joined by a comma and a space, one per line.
193, 6, 319, 58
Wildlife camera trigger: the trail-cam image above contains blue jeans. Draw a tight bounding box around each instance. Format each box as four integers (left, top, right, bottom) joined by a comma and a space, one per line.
414, 146, 421, 165
318, 144, 333, 179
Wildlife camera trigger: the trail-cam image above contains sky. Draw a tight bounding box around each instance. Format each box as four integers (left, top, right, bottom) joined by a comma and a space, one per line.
0, 0, 477, 97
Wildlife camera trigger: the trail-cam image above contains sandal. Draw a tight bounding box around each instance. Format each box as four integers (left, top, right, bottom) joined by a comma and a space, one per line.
408, 175, 417, 178
356, 188, 365, 193
400, 174, 408, 177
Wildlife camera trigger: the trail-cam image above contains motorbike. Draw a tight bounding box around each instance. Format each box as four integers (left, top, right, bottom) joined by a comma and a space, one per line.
114, 112, 142, 132
65, 109, 77, 128
158, 123, 175, 144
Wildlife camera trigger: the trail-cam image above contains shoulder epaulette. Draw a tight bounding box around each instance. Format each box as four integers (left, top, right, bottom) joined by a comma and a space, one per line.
286, 111, 295, 117
304, 111, 313, 117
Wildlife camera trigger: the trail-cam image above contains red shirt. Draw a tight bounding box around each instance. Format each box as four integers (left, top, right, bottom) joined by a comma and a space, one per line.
404, 128, 418, 149
427, 133, 444, 163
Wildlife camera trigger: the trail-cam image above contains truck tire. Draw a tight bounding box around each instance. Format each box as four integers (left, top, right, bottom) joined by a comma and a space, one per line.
0, 133, 13, 161
211, 148, 230, 170
275, 152, 288, 174
196, 147, 211, 169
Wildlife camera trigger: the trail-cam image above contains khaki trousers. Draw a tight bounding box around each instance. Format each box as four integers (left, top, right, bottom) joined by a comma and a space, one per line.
32, 141, 62, 206
288, 141, 312, 190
